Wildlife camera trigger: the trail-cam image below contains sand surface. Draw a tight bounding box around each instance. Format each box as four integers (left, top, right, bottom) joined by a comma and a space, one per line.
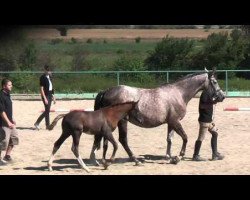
0, 98, 249, 175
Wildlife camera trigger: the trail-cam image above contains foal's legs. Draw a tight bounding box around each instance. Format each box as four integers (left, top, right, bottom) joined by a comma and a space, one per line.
48, 131, 70, 171
102, 132, 118, 169
90, 135, 103, 166
102, 138, 108, 161
118, 119, 141, 165
172, 121, 188, 159
71, 130, 90, 173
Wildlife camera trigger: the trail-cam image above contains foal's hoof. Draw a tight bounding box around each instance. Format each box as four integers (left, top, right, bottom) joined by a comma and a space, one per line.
134, 160, 142, 166
170, 156, 180, 165
48, 166, 53, 171
83, 168, 91, 173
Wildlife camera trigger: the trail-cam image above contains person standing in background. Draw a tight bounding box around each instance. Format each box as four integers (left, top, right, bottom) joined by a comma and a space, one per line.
34, 65, 56, 130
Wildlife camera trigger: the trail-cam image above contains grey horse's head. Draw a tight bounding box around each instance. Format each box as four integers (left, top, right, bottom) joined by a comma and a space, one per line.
204, 67, 225, 102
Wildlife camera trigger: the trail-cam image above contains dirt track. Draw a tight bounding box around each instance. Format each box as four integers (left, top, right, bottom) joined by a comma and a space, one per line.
0, 98, 249, 175
25, 28, 231, 40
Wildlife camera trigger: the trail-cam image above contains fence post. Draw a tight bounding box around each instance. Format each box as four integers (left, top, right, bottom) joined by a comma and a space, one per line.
225, 70, 228, 95
167, 71, 169, 83
117, 72, 120, 86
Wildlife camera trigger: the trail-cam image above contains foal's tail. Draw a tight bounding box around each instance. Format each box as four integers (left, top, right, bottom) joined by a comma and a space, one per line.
94, 90, 106, 111
48, 114, 66, 130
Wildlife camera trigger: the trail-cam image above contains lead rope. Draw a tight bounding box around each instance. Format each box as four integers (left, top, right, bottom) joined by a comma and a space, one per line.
212, 104, 217, 131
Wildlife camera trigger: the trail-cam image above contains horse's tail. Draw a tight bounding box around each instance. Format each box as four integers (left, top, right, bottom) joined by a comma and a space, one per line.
47, 114, 67, 130
94, 90, 106, 111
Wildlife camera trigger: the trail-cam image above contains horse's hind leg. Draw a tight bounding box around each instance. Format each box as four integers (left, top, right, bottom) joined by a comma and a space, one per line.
71, 130, 90, 173
173, 121, 188, 160
166, 126, 174, 160
118, 119, 141, 165
90, 134, 103, 166
48, 131, 70, 171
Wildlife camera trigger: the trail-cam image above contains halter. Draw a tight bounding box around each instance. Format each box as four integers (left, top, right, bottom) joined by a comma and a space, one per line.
209, 76, 222, 101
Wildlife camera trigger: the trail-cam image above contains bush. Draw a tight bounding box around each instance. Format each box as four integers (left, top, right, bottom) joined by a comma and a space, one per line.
135, 37, 141, 43
9, 73, 38, 93
0, 55, 16, 71
116, 49, 124, 54
103, 39, 108, 44
57, 27, 68, 36
71, 37, 78, 44
145, 35, 195, 70
113, 54, 150, 82
19, 42, 37, 70
50, 38, 63, 45
86, 38, 93, 44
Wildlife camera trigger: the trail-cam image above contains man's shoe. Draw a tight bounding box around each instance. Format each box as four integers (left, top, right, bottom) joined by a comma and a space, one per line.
211, 153, 224, 161
34, 123, 40, 130
192, 155, 206, 161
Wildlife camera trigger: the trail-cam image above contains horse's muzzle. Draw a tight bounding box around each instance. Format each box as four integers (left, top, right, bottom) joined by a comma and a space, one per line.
215, 90, 225, 102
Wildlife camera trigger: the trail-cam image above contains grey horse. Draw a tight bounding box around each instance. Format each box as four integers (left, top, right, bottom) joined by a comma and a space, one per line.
90, 69, 225, 165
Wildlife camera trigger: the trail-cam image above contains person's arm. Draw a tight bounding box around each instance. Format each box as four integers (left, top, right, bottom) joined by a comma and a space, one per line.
0, 112, 15, 129
52, 89, 56, 104
40, 86, 48, 105
40, 76, 48, 105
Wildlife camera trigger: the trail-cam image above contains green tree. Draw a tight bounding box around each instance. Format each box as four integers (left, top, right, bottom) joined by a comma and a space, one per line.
19, 42, 37, 70
144, 35, 195, 70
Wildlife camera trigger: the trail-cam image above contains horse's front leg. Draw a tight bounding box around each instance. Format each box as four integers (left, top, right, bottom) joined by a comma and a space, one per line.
102, 132, 118, 170
118, 119, 141, 166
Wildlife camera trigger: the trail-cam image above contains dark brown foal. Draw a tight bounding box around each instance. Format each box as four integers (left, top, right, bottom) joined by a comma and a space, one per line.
47, 101, 137, 173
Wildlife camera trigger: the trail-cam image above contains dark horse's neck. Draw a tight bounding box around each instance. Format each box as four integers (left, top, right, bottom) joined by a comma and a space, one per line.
174, 73, 208, 104
104, 102, 134, 121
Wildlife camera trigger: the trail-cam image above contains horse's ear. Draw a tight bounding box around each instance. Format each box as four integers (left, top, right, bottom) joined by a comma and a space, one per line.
212, 67, 216, 75
204, 67, 209, 73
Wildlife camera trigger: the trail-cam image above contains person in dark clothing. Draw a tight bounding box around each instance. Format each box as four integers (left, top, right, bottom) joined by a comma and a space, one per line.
0, 78, 19, 166
193, 90, 224, 161
34, 65, 56, 130
192, 89, 224, 161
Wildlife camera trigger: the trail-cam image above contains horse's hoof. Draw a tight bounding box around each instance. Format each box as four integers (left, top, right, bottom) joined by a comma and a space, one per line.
170, 156, 180, 165
103, 162, 111, 170
166, 155, 171, 160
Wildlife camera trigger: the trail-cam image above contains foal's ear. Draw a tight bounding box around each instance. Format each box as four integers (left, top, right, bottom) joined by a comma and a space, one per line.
132, 100, 139, 107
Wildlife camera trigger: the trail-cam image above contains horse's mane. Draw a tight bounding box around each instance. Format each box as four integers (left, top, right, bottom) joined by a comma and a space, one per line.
174, 72, 206, 83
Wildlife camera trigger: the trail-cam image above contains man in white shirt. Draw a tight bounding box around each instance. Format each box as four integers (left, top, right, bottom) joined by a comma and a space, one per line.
34, 65, 56, 130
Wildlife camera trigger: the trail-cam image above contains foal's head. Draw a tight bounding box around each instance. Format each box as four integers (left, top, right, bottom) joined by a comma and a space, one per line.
109, 101, 137, 114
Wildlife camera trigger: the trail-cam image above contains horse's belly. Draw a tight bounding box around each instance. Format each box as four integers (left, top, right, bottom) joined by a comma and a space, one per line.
129, 109, 166, 128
